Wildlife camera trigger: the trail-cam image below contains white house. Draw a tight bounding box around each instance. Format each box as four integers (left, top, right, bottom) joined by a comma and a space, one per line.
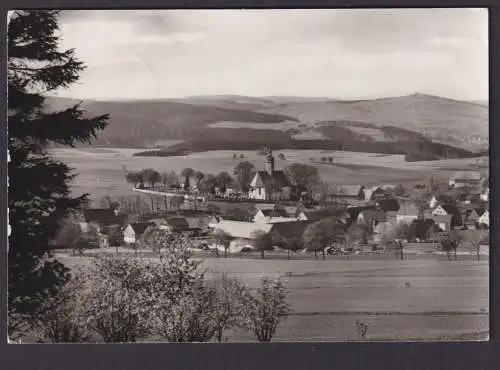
480, 188, 489, 202
478, 209, 489, 228
248, 149, 292, 201
123, 222, 156, 244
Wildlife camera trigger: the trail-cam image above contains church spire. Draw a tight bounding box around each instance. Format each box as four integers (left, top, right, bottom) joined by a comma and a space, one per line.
266, 147, 275, 174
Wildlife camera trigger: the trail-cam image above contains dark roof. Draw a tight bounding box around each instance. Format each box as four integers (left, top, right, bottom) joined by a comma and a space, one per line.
83, 208, 124, 226
129, 222, 156, 235
165, 217, 191, 230
255, 170, 290, 188
440, 204, 460, 215
260, 208, 289, 218
300, 208, 345, 222
377, 198, 400, 212
270, 220, 313, 240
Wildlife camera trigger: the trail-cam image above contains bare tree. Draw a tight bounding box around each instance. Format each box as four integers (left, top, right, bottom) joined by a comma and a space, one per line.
251, 230, 273, 259
212, 228, 232, 258
241, 277, 291, 342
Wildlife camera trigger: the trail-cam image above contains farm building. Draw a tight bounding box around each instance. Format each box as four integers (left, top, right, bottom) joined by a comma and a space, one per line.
253, 208, 290, 223
248, 149, 292, 201
208, 220, 274, 252
81, 208, 126, 233
357, 209, 388, 227
123, 222, 156, 244
431, 214, 453, 232
431, 204, 462, 229
448, 171, 482, 188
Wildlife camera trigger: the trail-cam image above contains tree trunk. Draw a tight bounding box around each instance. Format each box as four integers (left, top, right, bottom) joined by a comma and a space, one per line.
447, 251, 451, 261
287, 250, 290, 260
224, 246, 228, 258
322, 249, 326, 260
477, 248, 480, 262
261, 249, 265, 259
314, 249, 317, 260
400, 247, 404, 260
150, 196, 154, 213
454, 249, 457, 261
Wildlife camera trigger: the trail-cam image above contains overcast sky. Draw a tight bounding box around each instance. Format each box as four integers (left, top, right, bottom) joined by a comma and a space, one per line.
52, 9, 488, 101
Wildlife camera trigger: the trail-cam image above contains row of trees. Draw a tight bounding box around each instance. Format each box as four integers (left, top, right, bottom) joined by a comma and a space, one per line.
124, 161, 323, 197
32, 238, 291, 343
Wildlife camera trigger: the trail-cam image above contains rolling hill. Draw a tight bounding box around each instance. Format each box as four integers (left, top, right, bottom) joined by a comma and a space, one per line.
42, 93, 488, 159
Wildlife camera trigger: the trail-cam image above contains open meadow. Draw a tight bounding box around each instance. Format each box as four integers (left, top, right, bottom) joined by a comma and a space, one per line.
50, 147, 487, 201
57, 253, 489, 341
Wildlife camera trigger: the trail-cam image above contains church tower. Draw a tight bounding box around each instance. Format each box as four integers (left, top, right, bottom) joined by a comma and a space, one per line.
266, 148, 275, 175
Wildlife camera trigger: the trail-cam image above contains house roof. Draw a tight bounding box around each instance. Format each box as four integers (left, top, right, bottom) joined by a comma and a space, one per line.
258, 208, 289, 218
433, 194, 454, 204
440, 204, 460, 215
255, 203, 276, 211
299, 208, 345, 222
263, 217, 298, 224
251, 170, 290, 188
358, 210, 388, 223
338, 185, 364, 196
164, 217, 191, 230
398, 202, 420, 216
210, 220, 274, 239
452, 171, 482, 181
83, 208, 124, 225
377, 198, 400, 212
129, 222, 156, 235
474, 207, 487, 217
283, 206, 299, 217
270, 220, 314, 240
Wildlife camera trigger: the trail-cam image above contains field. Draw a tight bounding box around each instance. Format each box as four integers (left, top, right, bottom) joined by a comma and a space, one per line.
50, 147, 487, 201
57, 254, 489, 342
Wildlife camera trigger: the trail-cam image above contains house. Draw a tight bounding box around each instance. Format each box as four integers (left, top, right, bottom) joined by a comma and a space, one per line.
431, 204, 462, 229
376, 198, 400, 219
362, 186, 385, 201
478, 209, 489, 229
396, 202, 420, 224
160, 217, 191, 233
429, 195, 454, 209
431, 214, 453, 232
82, 208, 126, 234
463, 208, 487, 230
480, 188, 489, 202
449, 171, 482, 188
357, 209, 388, 227
208, 220, 274, 252
123, 222, 156, 244
297, 208, 345, 222
253, 208, 290, 223
337, 185, 365, 199
248, 149, 292, 200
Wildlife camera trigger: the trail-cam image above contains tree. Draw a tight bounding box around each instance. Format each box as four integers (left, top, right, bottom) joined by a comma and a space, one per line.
347, 222, 372, 246
394, 184, 407, 197
181, 167, 194, 183
212, 228, 232, 258
272, 234, 302, 260
71, 222, 100, 256
440, 231, 462, 261
33, 275, 90, 343
303, 219, 344, 260
222, 206, 250, 221
381, 221, 411, 260
209, 272, 248, 342
242, 277, 291, 342
140, 168, 161, 188
233, 161, 255, 193
251, 230, 273, 259
199, 173, 217, 194
170, 195, 184, 212
107, 226, 123, 250
216, 171, 234, 193
278, 153, 286, 160
8, 10, 109, 338
285, 163, 320, 193
184, 175, 191, 191
125, 172, 143, 188
193, 171, 205, 190
54, 215, 84, 250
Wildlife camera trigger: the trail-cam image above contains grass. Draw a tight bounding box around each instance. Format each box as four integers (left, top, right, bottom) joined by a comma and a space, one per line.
56, 253, 489, 342
50, 147, 486, 201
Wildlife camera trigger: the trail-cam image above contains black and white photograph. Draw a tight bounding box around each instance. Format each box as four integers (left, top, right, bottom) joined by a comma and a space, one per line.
7, 8, 489, 343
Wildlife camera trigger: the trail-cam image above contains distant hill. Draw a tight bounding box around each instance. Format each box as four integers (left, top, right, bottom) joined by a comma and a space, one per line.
42, 93, 488, 159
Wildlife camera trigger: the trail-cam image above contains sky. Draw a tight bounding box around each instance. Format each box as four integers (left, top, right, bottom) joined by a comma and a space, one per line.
50, 9, 488, 101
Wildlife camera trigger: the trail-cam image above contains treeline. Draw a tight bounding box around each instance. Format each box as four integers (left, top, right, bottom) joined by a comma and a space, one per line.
134, 138, 479, 161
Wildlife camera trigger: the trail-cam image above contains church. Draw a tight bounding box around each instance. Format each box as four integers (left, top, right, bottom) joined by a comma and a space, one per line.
248, 149, 292, 201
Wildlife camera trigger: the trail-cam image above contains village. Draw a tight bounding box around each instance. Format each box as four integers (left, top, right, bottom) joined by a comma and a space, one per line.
58, 148, 490, 260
